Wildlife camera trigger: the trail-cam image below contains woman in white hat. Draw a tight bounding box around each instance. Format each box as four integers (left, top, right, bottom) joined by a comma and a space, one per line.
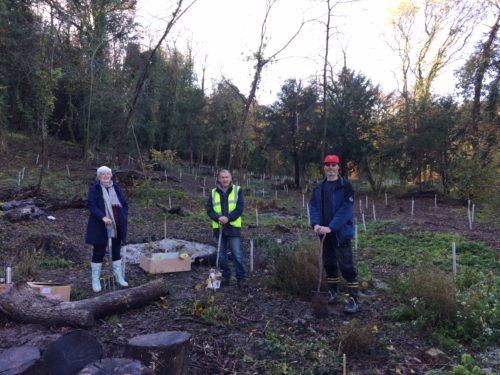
85, 166, 129, 292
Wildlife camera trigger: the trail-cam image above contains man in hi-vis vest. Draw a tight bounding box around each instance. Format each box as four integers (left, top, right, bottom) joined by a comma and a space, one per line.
206, 169, 247, 288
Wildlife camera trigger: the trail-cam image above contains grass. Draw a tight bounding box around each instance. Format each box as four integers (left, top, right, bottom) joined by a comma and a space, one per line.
359, 221, 499, 351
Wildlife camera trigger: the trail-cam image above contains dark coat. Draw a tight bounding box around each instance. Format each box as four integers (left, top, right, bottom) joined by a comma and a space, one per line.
85, 180, 128, 246
308, 177, 355, 244
206, 184, 244, 237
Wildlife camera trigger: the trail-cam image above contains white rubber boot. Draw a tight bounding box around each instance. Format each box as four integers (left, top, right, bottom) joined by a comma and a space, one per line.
91, 263, 102, 292
112, 260, 128, 287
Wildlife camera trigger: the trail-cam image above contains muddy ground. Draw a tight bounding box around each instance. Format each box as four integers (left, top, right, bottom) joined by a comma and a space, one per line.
0, 139, 498, 374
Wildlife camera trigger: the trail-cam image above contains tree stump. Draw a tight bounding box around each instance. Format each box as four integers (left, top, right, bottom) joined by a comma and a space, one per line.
42, 330, 103, 375
78, 358, 154, 375
0, 345, 40, 375
124, 331, 192, 375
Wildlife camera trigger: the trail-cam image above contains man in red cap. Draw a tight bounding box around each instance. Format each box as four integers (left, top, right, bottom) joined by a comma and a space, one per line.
308, 154, 359, 313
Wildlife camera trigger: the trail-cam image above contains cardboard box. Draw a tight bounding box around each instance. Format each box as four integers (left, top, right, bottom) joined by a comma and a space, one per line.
27, 282, 71, 302
140, 252, 191, 274
0, 283, 9, 294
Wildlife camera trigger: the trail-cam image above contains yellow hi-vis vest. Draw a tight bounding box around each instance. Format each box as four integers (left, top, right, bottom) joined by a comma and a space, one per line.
211, 185, 242, 228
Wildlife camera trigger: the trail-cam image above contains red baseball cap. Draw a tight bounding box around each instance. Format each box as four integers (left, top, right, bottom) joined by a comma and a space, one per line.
324, 155, 340, 164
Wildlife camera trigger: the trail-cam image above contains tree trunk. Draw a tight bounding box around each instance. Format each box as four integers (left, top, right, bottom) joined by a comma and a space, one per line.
124, 331, 192, 375
0, 279, 169, 328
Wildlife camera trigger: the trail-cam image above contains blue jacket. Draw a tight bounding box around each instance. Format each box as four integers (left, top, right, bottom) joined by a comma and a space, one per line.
206, 184, 244, 237
85, 181, 128, 246
308, 177, 355, 244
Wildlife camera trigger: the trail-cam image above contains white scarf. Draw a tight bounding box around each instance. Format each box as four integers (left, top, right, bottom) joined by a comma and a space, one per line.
100, 181, 121, 238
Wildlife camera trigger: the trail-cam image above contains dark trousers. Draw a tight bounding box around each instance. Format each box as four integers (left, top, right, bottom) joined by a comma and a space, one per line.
92, 238, 122, 263
322, 235, 358, 298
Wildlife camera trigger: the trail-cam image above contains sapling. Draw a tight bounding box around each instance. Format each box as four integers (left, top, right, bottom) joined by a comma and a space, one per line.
250, 239, 254, 272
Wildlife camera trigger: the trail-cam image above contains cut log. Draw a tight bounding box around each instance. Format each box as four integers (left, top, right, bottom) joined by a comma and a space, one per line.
0, 198, 35, 211
3, 205, 46, 222
124, 331, 192, 375
42, 330, 103, 375
0, 283, 93, 327
0, 345, 40, 375
42, 196, 87, 211
156, 203, 188, 216
78, 358, 153, 375
0, 279, 169, 328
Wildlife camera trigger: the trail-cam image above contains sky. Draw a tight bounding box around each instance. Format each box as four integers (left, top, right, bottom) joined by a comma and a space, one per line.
135, 0, 487, 105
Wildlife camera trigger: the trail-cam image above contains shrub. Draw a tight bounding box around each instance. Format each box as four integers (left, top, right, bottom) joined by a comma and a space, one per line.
408, 265, 457, 329
269, 239, 324, 299
337, 319, 375, 355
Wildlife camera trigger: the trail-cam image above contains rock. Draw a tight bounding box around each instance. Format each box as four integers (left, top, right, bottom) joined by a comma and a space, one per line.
421, 348, 448, 364
78, 358, 153, 374
42, 330, 103, 375
0, 345, 40, 375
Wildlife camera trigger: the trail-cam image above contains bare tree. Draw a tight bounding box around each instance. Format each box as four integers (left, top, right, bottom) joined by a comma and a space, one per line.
228, 0, 306, 172
470, 11, 499, 157
388, 0, 485, 186
123, 0, 198, 172
318, 0, 357, 158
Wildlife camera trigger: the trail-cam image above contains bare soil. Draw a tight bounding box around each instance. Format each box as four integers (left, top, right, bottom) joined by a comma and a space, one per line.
0, 138, 498, 374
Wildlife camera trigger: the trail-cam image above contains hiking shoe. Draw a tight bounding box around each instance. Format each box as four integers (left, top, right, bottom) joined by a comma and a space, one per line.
237, 280, 249, 289
220, 278, 231, 287
328, 290, 337, 304
344, 297, 358, 314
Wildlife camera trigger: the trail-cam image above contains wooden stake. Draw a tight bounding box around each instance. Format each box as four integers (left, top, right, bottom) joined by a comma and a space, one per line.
168, 194, 172, 209
342, 353, 346, 375
250, 239, 254, 272
411, 198, 415, 217
372, 203, 377, 221
434, 193, 437, 208
452, 242, 457, 277
354, 224, 358, 251
164, 216, 167, 240
362, 213, 367, 232
302, 194, 305, 207
365, 195, 368, 209
255, 208, 259, 226
66, 165, 70, 177
384, 192, 388, 207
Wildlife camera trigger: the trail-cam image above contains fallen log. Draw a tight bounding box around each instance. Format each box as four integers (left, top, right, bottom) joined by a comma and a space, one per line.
0, 279, 169, 328
3, 205, 46, 222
